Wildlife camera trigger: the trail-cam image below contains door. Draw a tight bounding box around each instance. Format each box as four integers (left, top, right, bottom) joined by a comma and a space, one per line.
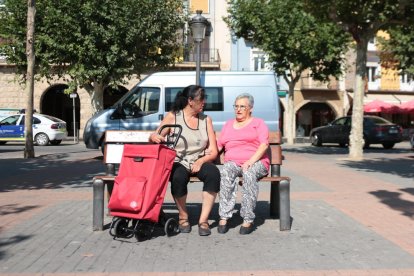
118, 86, 163, 131
324, 117, 349, 143
0, 115, 23, 139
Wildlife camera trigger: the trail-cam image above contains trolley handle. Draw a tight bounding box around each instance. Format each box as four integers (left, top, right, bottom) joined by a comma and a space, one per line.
158, 124, 182, 149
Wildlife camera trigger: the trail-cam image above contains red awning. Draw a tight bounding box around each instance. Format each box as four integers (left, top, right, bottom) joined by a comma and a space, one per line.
400, 100, 414, 112
364, 100, 401, 113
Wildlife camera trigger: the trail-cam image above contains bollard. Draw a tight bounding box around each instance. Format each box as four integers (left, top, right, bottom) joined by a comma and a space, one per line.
92, 178, 105, 231
279, 179, 291, 231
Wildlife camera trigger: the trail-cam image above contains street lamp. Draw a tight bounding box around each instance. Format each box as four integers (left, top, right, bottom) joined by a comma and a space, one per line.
69, 93, 78, 143
189, 10, 209, 85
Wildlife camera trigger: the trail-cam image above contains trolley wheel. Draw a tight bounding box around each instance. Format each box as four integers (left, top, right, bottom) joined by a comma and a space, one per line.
134, 221, 153, 241
164, 218, 179, 237
113, 218, 133, 239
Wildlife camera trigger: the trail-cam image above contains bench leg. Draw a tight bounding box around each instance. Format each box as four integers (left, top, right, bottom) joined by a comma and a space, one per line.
106, 163, 116, 175
269, 181, 280, 218
279, 179, 291, 231
93, 178, 105, 231
269, 164, 281, 217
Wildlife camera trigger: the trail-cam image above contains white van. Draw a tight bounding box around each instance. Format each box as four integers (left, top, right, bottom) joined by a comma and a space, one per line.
83, 71, 280, 150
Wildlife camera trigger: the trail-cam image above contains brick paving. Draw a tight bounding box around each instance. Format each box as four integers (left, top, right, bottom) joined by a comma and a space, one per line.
0, 142, 413, 275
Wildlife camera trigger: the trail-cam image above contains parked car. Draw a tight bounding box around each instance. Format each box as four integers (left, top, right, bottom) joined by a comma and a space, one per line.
410, 132, 414, 151
0, 113, 67, 146
309, 115, 403, 149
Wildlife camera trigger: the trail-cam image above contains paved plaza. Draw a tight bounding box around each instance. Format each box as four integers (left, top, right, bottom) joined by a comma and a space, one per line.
0, 141, 413, 275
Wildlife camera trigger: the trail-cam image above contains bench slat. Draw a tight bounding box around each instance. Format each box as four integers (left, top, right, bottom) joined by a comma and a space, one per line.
94, 175, 290, 183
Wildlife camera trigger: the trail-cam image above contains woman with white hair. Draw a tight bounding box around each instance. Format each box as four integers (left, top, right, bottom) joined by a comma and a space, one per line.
217, 93, 270, 235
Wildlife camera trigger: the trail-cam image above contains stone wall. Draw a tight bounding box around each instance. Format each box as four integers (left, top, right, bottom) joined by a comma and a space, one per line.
0, 63, 142, 137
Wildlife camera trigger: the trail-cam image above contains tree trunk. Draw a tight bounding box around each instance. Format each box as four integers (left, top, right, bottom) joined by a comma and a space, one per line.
86, 81, 105, 114
284, 82, 296, 145
348, 39, 368, 160
24, 0, 36, 159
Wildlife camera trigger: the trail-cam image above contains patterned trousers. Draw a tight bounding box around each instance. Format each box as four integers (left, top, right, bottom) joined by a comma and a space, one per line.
219, 161, 268, 224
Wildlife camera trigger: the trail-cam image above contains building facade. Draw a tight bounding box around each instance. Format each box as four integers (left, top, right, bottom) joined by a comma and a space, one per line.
0, 0, 230, 138
1, 1, 413, 140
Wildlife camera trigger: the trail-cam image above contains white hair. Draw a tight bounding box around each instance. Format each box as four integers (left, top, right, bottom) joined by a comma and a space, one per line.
235, 93, 254, 107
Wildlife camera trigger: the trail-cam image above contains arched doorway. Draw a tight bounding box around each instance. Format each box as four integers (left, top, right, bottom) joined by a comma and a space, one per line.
104, 85, 128, 109
41, 84, 80, 137
296, 102, 335, 137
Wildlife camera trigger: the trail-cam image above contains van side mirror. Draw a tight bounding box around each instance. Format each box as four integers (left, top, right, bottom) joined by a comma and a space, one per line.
110, 103, 125, 119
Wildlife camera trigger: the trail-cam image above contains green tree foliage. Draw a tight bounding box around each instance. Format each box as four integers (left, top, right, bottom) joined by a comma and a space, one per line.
225, 0, 350, 144
304, 0, 414, 159
380, 25, 414, 75
0, 0, 186, 113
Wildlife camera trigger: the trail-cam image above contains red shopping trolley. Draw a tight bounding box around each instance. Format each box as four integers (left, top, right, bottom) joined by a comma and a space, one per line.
108, 125, 182, 241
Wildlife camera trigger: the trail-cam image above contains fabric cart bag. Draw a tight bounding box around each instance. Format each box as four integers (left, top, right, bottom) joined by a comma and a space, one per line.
108, 143, 176, 222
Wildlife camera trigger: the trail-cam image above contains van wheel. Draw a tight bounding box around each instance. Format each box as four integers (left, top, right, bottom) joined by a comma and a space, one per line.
35, 133, 50, 146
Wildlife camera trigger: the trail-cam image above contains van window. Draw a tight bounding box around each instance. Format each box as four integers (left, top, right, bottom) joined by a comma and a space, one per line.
122, 87, 160, 117
165, 87, 224, 112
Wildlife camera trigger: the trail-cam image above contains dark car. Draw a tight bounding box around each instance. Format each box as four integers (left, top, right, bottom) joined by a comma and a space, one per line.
309, 115, 403, 149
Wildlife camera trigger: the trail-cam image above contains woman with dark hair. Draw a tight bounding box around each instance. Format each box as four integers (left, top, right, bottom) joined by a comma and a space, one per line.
149, 85, 220, 236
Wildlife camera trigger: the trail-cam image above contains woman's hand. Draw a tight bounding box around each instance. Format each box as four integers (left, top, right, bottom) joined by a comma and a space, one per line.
241, 160, 253, 172
149, 133, 165, 144
191, 159, 204, 173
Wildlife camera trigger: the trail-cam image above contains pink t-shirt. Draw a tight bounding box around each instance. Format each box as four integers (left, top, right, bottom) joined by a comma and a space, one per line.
217, 117, 270, 170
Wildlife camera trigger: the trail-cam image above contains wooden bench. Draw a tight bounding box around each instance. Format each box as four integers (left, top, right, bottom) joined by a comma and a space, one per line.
92, 130, 291, 231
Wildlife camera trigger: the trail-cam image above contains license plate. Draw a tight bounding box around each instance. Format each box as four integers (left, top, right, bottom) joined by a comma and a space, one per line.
389, 129, 398, 134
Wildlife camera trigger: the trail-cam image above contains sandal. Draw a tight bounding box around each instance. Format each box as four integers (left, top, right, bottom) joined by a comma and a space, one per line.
178, 218, 191, 233
198, 221, 211, 236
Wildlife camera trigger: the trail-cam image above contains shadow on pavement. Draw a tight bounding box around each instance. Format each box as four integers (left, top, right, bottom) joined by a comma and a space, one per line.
0, 156, 105, 192
401, 188, 414, 196
0, 147, 24, 154
0, 234, 32, 261
283, 145, 410, 155
339, 157, 414, 179
0, 204, 40, 216
369, 189, 414, 219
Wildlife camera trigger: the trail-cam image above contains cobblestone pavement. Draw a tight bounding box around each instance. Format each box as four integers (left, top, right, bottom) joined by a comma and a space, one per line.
0, 142, 413, 275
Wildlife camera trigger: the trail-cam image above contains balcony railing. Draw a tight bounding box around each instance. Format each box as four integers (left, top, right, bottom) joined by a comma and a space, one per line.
300, 76, 339, 90
175, 46, 221, 68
